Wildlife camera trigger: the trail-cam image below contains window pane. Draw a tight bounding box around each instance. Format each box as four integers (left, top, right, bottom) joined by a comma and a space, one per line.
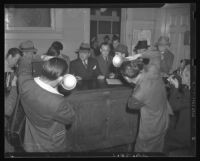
112, 22, 120, 34
99, 21, 111, 34
5, 8, 51, 27
90, 20, 97, 39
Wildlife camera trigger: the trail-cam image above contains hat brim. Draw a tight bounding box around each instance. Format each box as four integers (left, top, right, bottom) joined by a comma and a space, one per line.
20, 48, 38, 52
75, 49, 90, 54
156, 42, 170, 46
134, 45, 150, 50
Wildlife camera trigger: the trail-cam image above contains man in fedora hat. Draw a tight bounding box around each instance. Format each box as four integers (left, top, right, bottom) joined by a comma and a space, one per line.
70, 43, 104, 80
155, 36, 174, 76
19, 40, 38, 57
134, 40, 150, 54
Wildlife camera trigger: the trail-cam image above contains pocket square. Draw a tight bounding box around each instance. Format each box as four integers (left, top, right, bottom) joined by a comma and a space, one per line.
93, 65, 96, 70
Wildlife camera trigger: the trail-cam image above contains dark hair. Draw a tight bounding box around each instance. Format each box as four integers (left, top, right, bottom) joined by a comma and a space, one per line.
47, 41, 63, 56
100, 42, 110, 49
51, 41, 63, 51
104, 35, 110, 40
41, 57, 68, 81
46, 47, 59, 57
112, 35, 119, 42
6, 48, 22, 58
120, 60, 144, 79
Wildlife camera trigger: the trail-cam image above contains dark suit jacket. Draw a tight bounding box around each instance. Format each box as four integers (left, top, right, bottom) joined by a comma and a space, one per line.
160, 49, 174, 74
70, 57, 101, 80
17, 55, 75, 152
95, 54, 113, 77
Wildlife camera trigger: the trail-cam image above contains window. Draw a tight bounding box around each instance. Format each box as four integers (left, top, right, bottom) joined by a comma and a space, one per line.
5, 8, 63, 39
99, 21, 111, 34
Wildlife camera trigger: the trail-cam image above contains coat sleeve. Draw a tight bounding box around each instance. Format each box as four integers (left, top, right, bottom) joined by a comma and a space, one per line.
53, 100, 76, 125
128, 85, 146, 110
94, 59, 102, 76
17, 55, 34, 94
167, 53, 174, 73
4, 86, 18, 116
169, 87, 190, 111
141, 50, 161, 70
69, 62, 76, 75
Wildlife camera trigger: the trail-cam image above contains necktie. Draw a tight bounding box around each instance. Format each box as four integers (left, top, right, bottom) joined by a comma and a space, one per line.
83, 60, 88, 69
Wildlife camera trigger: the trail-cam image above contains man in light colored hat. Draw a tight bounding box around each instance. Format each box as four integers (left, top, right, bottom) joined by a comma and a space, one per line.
19, 40, 38, 57
70, 43, 104, 80
155, 36, 174, 76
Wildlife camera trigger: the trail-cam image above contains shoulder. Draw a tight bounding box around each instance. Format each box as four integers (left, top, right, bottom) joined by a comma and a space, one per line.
166, 49, 174, 57
89, 57, 98, 63
70, 59, 79, 64
61, 54, 70, 60
95, 55, 102, 61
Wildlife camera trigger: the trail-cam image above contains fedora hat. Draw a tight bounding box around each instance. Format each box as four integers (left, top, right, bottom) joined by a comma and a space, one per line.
156, 36, 171, 46
134, 40, 149, 51
19, 40, 38, 52
75, 43, 90, 53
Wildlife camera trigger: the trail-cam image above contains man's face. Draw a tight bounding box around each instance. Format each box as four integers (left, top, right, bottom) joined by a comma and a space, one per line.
104, 38, 110, 43
100, 45, 110, 57
79, 50, 90, 61
7, 54, 21, 68
158, 44, 168, 52
113, 40, 119, 49
137, 48, 147, 54
115, 52, 125, 58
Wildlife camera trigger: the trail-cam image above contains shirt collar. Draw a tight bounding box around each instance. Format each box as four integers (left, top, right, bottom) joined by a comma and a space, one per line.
34, 77, 63, 96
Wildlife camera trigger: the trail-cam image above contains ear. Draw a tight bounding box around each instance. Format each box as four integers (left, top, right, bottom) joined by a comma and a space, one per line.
57, 76, 63, 83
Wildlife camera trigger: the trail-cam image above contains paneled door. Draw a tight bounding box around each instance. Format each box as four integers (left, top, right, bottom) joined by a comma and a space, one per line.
163, 4, 190, 71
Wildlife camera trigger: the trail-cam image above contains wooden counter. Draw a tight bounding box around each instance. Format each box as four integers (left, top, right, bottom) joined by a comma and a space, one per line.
32, 61, 139, 152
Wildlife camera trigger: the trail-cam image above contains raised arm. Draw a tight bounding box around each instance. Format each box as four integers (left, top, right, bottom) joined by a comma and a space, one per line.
127, 85, 146, 110
17, 55, 34, 94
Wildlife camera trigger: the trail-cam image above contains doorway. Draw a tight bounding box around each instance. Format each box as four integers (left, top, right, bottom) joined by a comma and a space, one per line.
90, 8, 121, 45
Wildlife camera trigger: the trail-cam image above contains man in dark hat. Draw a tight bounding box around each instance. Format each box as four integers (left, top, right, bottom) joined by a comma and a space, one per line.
134, 40, 150, 54
70, 43, 104, 80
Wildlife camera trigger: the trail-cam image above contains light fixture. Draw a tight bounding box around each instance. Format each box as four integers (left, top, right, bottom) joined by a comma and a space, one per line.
100, 8, 107, 12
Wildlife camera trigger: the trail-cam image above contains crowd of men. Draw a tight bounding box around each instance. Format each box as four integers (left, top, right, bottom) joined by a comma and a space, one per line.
5, 35, 191, 154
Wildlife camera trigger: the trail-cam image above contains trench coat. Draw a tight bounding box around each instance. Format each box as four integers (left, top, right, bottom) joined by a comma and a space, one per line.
127, 51, 171, 152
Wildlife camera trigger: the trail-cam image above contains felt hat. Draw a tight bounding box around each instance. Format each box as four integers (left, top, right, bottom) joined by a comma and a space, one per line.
156, 36, 171, 46
19, 40, 38, 52
134, 40, 149, 52
75, 43, 90, 53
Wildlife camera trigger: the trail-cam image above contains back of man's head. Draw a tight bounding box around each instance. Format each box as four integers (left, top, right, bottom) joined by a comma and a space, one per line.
6, 48, 22, 59
41, 57, 68, 81
112, 35, 119, 42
